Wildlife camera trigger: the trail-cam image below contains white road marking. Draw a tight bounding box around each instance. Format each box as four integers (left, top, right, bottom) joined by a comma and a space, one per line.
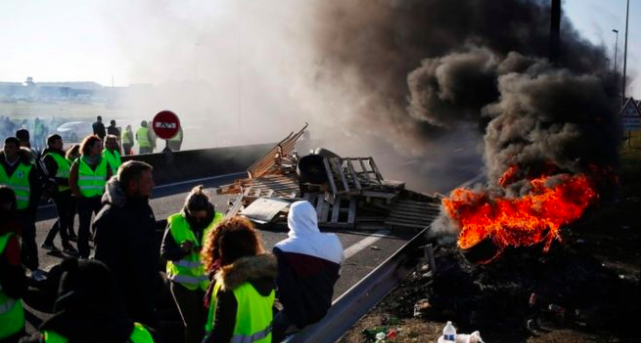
343, 230, 390, 260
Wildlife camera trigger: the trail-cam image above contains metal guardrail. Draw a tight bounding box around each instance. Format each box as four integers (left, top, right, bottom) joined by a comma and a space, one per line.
284, 226, 433, 343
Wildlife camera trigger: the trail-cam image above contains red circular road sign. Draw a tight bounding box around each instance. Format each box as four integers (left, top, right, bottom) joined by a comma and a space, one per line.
152, 110, 181, 140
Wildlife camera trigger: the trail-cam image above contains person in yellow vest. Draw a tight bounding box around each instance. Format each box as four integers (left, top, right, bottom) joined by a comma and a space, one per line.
121, 125, 134, 156
168, 127, 183, 152
136, 121, 152, 155
200, 217, 276, 343
40, 135, 78, 256
0, 186, 27, 343
103, 135, 122, 177
18, 258, 157, 343
33, 117, 46, 152
68, 135, 111, 259
0, 137, 45, 282
161, 185, 224, 343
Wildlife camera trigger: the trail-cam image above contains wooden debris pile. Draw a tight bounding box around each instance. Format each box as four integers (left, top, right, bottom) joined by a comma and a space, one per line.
217, 125, 442, 230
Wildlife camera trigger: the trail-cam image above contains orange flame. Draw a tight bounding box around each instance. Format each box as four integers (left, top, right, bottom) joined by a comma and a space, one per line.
443, 171, 597, 259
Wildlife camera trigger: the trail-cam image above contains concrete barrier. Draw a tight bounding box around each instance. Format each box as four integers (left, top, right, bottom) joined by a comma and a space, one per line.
121, 143, 274, 184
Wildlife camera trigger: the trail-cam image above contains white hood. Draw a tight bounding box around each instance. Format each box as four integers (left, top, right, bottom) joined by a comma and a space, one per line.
274, 201, 344, 265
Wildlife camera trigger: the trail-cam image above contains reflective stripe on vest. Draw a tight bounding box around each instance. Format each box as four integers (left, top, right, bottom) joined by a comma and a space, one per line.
103, 149, 122, 175
44, 322, 154, 343
0, 233, 25, 340
231, 325, 272, 343
137, 127, 151, 148
77, 157, 108, 198
45, 152, 71, 192
206, 280, 275, 343
165, 212, 224, 291
0, 163, 32, 210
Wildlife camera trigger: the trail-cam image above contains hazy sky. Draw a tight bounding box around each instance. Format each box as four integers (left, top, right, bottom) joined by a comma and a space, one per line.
0, 0, 639, 98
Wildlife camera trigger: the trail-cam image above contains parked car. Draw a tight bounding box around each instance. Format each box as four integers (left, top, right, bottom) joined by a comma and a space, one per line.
55, 121, 93, 144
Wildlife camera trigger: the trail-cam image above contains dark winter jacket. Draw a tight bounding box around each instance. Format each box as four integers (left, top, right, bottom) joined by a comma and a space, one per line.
0, 211, 26, 301
92, 178, 161, 328
18, 259, 160, 343
203, 254, 276, 343
273, 201, 343, 329
92, 121, 106, 139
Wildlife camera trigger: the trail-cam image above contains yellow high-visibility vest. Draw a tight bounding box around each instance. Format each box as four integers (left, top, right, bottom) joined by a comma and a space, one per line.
166, 212, 224, 291
45, 152, 71, 192
102, 149, 122, 176
0, 233, 25, 340
136, 127, 151, 148
0, 163, 32, 210
77, 157, 108, 198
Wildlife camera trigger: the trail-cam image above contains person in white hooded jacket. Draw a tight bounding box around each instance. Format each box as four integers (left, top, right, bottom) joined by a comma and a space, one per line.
272, 200, 344, 342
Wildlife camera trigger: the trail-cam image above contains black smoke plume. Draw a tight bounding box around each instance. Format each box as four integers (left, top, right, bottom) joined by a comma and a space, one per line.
310, 0, 620, 190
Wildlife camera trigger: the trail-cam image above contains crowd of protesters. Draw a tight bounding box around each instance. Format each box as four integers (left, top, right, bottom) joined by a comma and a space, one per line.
0, 126, 343, 343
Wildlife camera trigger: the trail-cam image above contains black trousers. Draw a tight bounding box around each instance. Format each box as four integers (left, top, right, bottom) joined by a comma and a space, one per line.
76, 196, 102, 258
43, 190, 75, 248
170, 282, 207, 343
17, 210, 38, 270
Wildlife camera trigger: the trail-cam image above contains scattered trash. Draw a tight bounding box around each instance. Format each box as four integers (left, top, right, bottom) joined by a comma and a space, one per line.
375, 332, 386, 343
413, 299, 430, 318
386, 329, 398, 340
443, 321, 457, 341
455, 331, 484, 343
362, 327, 389, 342
370, 245, 381, 251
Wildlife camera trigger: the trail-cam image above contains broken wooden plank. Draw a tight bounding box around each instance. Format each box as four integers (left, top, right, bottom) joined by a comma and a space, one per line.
346, 159, 362, 191
225, 194, 245, 218
243, 187, 253, 196
316, 194, 325, 220
330, 157, 350, 193
368, 157, 384, 183
358, 158, 371, 183
266, 189, 275, 197
330, 199, 341, 223
320, 200, 331, 223
323, 158, 339, 196
347, 198, 357, 224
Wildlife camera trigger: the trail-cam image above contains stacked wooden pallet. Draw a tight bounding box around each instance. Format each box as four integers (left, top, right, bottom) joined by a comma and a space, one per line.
384, 199, 441, 230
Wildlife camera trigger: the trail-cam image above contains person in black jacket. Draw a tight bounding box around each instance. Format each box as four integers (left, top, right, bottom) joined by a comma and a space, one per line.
92, 116, 106, 141
18, 258, 159, 343
271, 201, 344, 342
0, 186, 27, 343
40, 135, 78, 255
93, 160, 161, 329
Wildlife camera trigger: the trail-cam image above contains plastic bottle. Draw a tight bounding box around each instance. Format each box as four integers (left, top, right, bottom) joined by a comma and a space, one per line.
443, 321, 457, 342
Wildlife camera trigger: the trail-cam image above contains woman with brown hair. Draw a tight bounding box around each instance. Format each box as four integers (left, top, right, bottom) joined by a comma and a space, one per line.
161, 185, 224, 343
201, 217, 276, 343
69, 135, 111, 259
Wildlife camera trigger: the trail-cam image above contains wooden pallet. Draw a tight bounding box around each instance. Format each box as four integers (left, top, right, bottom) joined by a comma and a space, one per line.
247, 123, 308, 179
384, 199, 441, 230
302, 193, 357, 228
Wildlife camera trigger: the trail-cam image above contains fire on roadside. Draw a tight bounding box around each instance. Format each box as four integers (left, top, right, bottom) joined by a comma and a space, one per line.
442, 165, 598, 262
